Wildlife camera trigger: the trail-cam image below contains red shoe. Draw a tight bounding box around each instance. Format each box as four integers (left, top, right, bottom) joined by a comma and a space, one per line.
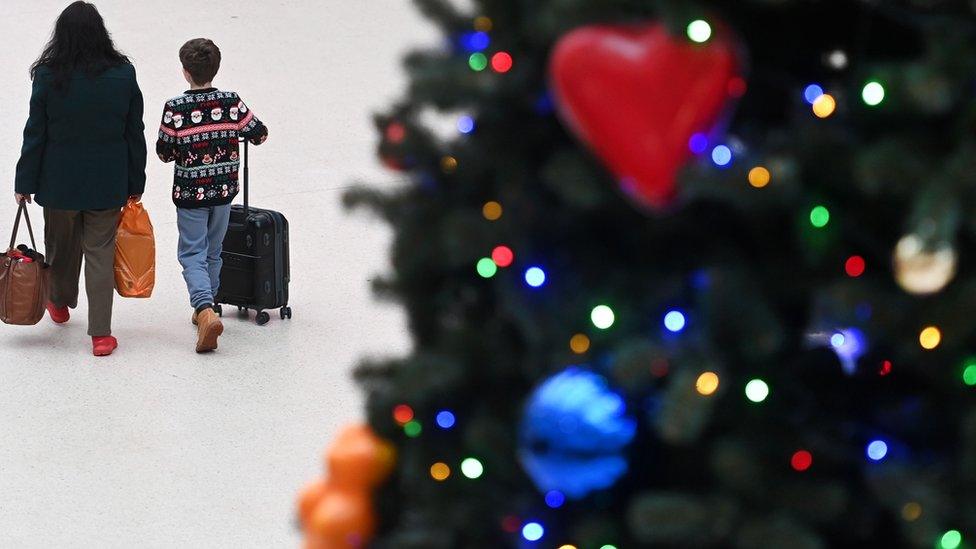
47, 303, 70, 324
92, 336, 118, 357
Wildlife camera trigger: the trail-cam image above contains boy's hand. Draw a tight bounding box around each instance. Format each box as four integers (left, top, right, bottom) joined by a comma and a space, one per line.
14, 193, 31, 204
129, 194, 143, 201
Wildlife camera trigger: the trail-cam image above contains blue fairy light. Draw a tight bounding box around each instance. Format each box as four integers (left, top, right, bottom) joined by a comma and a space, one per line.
460, 31, 490, 52
522, 522, 544, 542
866, 439, 888, 461
830, 333, 846, 348
804, 84, 824, 105
688, 133, 708, 154
664, 310, 686, 333
544, 490, 565, 508
436, 410, 456, 429
457, 115, 475, 134
525, 267, 547, 288
711, 145, 732, 167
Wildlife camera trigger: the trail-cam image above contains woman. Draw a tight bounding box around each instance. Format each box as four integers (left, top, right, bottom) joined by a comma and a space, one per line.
14, 1, 147, 357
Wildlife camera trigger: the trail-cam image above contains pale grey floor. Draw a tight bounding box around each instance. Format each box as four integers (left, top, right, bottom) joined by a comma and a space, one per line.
0, 2, 430, 547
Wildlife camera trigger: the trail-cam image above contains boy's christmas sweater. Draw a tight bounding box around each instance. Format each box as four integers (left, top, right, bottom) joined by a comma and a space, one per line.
156, 88, 268, 208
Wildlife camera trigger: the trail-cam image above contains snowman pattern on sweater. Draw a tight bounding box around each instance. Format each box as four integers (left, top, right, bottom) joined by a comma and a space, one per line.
156, 88, 268, 208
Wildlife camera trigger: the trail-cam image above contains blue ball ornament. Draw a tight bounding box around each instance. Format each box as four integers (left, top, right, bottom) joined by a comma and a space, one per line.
518, 367, 637, 500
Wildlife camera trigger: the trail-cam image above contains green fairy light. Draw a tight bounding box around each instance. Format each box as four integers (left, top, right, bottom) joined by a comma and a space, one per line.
963, 360, 976, 386
810, 205, 830, 228
591, 305, 615, 330
461, 457, 484, 479
404, 420, 422, 438
469, 53, 488, 71
745, 379, 770, 403
940, 530, 962, 549
477, 257, 498, 278
862, 81, 885, 106
686, 20, 712, 43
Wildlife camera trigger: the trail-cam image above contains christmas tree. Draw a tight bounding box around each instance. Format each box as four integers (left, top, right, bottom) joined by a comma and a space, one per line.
310, 1, 976, 547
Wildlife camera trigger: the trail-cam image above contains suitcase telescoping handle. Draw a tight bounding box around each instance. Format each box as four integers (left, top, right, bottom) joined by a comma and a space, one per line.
241, 138, 249, 215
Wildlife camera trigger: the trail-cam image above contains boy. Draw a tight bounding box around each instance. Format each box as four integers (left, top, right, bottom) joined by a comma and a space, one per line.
157, 38, 268, 353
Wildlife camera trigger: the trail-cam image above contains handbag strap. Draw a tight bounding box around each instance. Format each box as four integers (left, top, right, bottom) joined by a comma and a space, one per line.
9, 202, 38, 251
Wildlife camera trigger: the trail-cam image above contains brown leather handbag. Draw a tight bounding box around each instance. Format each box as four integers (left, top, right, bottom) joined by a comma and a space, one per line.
0, 203, 49, 325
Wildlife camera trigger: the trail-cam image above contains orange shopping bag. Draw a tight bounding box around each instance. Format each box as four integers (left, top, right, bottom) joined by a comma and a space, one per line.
114, 198, 155, 298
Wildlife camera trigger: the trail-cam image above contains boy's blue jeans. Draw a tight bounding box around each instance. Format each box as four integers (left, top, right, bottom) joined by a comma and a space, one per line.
177, 205, 232, 309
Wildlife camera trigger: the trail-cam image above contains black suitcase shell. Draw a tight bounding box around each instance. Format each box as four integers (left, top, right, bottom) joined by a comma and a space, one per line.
215, 140, 291, 325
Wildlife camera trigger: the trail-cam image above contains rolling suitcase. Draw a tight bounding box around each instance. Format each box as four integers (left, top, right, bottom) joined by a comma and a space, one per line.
215, 139, 292, 325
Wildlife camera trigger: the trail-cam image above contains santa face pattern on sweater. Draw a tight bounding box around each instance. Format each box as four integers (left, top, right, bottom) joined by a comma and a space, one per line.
156, 88, 268, 208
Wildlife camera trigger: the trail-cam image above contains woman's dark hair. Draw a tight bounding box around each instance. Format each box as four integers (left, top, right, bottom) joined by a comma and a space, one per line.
30, 1, 129, 89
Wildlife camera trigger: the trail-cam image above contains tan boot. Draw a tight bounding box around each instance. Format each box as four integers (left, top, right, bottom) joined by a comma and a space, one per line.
195, 308, 224, 353
193, 307, 221, 325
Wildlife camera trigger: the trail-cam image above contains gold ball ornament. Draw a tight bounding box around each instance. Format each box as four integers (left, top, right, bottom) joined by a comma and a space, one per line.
893, 234, 957, 295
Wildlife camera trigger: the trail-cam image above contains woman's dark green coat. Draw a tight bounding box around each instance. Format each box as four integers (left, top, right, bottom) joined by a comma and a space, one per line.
14, 63, 147, 210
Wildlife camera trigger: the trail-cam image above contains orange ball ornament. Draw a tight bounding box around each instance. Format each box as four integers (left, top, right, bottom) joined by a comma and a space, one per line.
325, 424, 396, 489
297, 478, 330, 528
304, 535, 329, 549
307, 488, 376, 548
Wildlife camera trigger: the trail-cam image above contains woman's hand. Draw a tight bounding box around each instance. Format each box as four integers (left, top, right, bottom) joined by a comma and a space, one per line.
14, 193, 32, 204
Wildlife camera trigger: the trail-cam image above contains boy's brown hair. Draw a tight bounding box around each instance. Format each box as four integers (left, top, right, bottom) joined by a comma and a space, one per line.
179, 38, 221, 85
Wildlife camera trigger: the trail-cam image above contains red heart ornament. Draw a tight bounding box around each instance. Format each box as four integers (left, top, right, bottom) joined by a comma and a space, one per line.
550, 23, 742, 210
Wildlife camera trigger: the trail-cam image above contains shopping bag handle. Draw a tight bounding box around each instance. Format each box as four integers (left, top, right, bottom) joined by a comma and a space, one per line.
9, 202, 38, 251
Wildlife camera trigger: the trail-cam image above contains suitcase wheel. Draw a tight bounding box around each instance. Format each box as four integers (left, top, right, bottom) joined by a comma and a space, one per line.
256, 311, 271, 326
214, 304, 223, 317
280, 306, 292, 320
